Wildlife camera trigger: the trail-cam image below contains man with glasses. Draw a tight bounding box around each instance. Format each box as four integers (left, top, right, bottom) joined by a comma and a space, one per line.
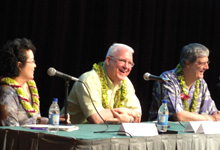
149, 43, 220, 121
65, 43, 142, 124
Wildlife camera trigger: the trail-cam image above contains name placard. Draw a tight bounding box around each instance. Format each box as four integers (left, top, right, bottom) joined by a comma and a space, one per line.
197, 122, 220, 134
183, 121, 220, 134
183, 121, 210, 132
118, 123, 158, 136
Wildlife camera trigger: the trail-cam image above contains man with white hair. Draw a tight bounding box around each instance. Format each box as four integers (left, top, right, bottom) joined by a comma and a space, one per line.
65, 43, 142, 124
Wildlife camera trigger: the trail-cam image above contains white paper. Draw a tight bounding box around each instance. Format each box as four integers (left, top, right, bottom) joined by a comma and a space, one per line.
118, 123, 158, 136
23, 124, 79, 132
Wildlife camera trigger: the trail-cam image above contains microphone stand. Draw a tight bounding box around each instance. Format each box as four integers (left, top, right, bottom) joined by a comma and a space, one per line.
63, 79, 70, 124
159, 81, 163, 107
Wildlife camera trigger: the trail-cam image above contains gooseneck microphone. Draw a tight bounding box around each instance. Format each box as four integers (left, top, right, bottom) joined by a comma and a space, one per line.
47, 67, 109, 132
47, 67, 79, 81
143, 72, 169, 82
47, 67, 132, 136
47, 67, 80, 124
143, 72, 185, 128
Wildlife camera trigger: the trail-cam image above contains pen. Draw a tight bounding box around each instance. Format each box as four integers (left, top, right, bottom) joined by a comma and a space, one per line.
30, 127, 48, 130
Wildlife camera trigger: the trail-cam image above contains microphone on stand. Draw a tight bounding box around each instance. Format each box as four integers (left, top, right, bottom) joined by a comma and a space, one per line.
47, 67, 80, 125
143, 72, 169, 82
143, 72, 185, 128
47, 67, 113, 134
47, 67, 80, 81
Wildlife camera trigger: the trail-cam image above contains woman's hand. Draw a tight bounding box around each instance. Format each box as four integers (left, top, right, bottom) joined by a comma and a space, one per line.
37, 117, 49, 124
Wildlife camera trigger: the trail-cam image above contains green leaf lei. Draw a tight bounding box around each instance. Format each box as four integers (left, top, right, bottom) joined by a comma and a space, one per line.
92, 62, 128, 109
176, 63, 200, 112
1, 77, 40, 116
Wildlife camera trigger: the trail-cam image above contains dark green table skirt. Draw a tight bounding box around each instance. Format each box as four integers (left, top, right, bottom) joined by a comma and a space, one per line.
1, 122, 220, 150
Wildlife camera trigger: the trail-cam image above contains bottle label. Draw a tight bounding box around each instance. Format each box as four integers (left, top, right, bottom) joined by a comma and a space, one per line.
158, 114, 168, 125
49, 114, 60, 125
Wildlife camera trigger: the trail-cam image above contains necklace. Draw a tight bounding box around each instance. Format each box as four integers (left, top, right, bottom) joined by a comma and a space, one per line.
1, 77, 40, 116
176, 64, 200, 112
93, 62, 128, 109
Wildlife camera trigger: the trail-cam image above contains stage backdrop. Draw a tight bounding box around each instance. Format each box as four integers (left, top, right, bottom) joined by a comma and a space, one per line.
1, 0, 220, 121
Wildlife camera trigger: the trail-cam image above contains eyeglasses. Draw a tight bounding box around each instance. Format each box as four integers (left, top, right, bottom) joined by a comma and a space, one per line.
110, 56, 135, 67
26, 60, 36, 64
197, 60, 210, 66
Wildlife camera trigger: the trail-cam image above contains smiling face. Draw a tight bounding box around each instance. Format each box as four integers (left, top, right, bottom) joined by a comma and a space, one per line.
185, 56, 209, 81
18, 50, 37, 81
105, 47, 134, 86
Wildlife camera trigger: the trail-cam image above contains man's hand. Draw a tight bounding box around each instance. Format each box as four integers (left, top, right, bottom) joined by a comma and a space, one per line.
105, 109, 131, 123
209, 111, 220, 121
176, 111, 220, 121
88, 108, 141, 124
112, 107, 141, 123
212, 111, 220, 115
60, 113, 71, 124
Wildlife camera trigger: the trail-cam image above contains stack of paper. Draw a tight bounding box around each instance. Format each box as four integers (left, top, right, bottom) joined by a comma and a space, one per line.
23, 124, 79, 132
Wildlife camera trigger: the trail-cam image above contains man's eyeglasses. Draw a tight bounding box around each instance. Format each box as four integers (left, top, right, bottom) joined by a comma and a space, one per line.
26, 60, 36, 64
197, 60, 210, 66
110, 56, 134, 68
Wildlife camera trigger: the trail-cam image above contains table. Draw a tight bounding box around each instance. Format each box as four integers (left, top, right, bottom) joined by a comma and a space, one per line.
1, 122, 220, 150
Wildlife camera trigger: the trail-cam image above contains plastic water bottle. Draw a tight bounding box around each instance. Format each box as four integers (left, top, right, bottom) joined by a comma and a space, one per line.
48, 98, 60, 133
157, 100, 169, 132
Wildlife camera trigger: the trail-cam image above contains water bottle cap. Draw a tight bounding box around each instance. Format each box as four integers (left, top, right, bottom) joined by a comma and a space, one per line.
53, 98, 58, 102
162, 100, 167, 103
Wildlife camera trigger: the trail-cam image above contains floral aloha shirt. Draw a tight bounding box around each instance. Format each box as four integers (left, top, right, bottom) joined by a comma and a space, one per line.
0, 85, 40, 126
148, 67, 217, 121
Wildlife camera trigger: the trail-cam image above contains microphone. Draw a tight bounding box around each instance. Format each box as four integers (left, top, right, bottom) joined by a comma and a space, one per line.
143, 72, 169, 82
47, 67, 79, 81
